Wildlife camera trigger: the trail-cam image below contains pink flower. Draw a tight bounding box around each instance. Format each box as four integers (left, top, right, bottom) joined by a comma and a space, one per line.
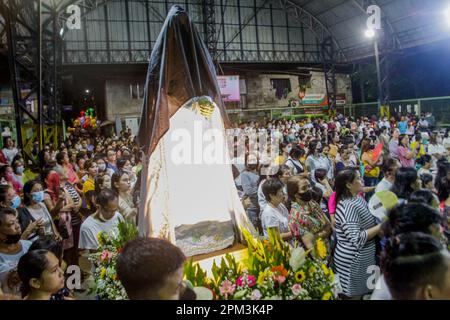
251, 289, 262, 300
273, 275, 286, 284
219, 280, 236, 297
236, 275, 256, 288
236, 276, 244, 287
291, 283, 302, 296
100, 250, 113, 261
247, 275, 256, 287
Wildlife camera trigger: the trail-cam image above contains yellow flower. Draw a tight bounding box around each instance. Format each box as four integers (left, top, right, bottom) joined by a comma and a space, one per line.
308, 266, 316, 276
321, 264, 329, 276
328, 269, 335, 282
100, 267, 106, 279
97, 232, 104, 246
316, 238, 327, 260
257, 272, 266, 285
322, 292, 332, 300
257, 269, 271, 285
294, 270, 306, 283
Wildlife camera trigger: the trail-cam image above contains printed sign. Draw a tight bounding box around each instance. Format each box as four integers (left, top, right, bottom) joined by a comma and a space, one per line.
301, 94, 326, 105
217, 76, 240, 102
336, 94, 346, 106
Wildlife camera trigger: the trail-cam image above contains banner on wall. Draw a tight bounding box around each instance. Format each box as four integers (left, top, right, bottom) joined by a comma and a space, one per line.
336, 94, 346, 106
301, 94, 327, 106
217, 75, 240, 102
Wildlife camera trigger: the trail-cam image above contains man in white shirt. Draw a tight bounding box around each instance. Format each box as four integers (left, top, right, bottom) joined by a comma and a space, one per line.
428, 138, 447, 161
378, 117, 390, 131
375, 158, 400, 193
418, 118, 429, 131
79, 189, 123, 252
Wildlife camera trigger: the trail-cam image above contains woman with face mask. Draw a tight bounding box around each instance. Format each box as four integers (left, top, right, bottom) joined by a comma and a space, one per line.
95, 156, 107, 174
287, 176, 332, 252
12, 159, 24, 187
0, 207, 33, 296
0, 184, 20, 211
0, 165, 22, 195
285, 146, 305, 175
18, 181, 61, 243
305, 140, 333, 182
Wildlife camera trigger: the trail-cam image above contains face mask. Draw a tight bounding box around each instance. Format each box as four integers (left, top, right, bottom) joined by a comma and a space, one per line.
298, 190, 313, 202
31, 191, 45, 203
15, 166, 24, 174
98, 164, 106, 171
11, 195, 21, 209
286, 146, 292, 154
124, 166, 132, 173
2, 233, 21, 245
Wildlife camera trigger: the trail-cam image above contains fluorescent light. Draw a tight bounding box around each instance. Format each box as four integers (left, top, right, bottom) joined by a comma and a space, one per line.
446, 7, 450, 26
365, 29, 376, 38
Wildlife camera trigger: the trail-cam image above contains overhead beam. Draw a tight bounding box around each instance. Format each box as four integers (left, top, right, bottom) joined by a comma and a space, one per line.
277, 0, 348, 63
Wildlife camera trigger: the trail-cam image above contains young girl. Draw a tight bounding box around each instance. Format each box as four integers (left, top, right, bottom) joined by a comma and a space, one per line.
17, 249, 66, 300
417, 154, 433, 176
420, 173, 435, 193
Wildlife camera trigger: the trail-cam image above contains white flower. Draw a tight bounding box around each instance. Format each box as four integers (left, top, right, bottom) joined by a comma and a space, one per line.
251, 289, 262, 300
194, 287, 214, 300
289, 247, 306, 271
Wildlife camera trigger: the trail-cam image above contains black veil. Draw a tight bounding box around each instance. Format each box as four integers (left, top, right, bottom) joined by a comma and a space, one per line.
137, 5, 230, 156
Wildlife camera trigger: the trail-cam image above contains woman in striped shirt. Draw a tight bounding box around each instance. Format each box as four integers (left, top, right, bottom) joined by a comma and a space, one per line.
333, 168, 382, 299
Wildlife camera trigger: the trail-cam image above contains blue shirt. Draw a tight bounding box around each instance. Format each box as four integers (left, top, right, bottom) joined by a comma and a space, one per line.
106, 162, 118, 174
398, 121, 407, 134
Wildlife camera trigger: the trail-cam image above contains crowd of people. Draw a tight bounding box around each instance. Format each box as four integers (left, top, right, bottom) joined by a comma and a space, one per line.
232, 111, 449, 299
0, 111, 449, 300
0, 128, 142, 299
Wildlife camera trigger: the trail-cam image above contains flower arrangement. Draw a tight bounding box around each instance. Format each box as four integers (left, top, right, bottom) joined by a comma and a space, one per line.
89, 221, 337, 300
88, 220, 138, 300
184, 229, 338, 300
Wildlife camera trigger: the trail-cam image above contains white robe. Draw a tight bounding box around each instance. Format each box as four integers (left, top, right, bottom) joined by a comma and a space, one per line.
138, 97, 256, 257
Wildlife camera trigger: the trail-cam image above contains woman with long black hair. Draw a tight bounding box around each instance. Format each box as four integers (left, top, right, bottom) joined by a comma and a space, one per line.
333, 168, 381, 299
391, 167, 421, 204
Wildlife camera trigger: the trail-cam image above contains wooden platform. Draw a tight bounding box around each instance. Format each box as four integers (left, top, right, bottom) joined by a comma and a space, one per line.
191, 243, 248, 277
191, 243, 246, 261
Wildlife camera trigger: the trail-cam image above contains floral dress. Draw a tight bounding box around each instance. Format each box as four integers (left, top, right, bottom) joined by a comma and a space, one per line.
288, 201, 331, 254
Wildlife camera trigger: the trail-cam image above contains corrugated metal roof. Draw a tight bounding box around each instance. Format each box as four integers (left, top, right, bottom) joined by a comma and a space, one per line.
290, 0, 450, 60
20, 0, 450, 63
